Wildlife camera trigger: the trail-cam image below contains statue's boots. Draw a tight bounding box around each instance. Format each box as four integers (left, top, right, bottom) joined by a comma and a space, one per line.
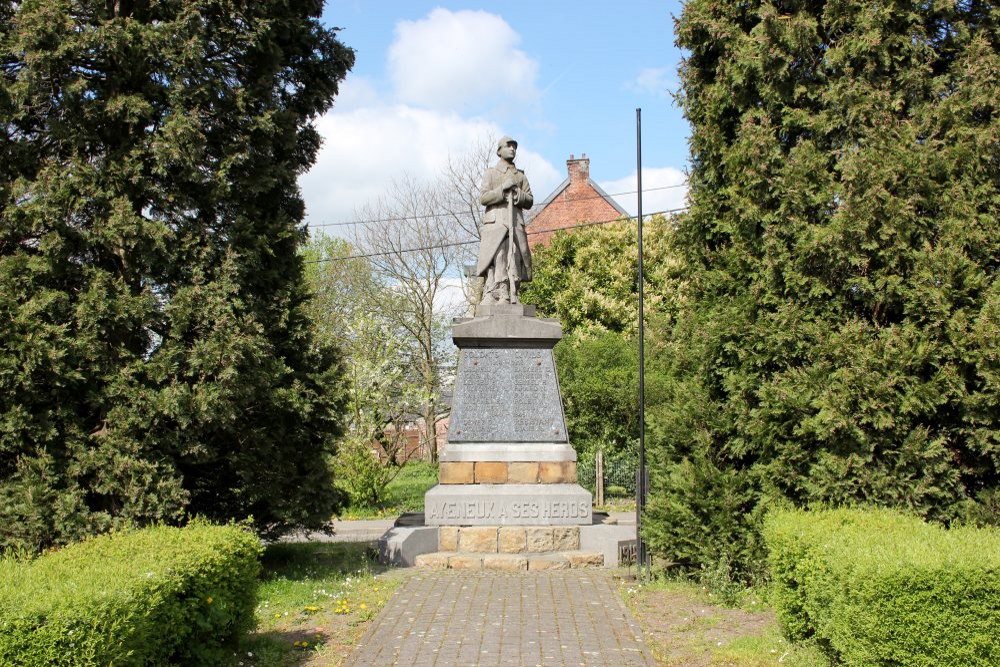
489, 282, 510, 303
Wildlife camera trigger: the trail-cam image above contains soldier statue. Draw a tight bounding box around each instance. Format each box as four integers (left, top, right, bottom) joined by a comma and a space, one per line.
475, 136, 534, 304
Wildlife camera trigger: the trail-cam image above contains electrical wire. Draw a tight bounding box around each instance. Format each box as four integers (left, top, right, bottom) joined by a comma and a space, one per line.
306, 182, 688, 229
303, 206, 689, 264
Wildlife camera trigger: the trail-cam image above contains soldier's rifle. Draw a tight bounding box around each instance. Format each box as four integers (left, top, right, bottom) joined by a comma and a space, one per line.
506, 186, 517, 303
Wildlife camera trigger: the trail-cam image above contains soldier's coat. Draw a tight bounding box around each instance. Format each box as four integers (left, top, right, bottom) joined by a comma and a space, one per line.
476, 159, 533, 281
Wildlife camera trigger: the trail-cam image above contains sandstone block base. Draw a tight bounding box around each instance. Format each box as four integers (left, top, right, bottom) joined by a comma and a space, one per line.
528, 556, 571, 571
458, 526, 498, 553
438, 525, 581, 553
439, 460, 577, 484
414, 552, 449, 569
483, 554, 529, 571
439, 462, 474, 484
413, 550, 604, 571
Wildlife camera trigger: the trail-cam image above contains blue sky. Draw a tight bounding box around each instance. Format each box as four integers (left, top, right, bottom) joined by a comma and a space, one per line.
302, 1, 690, 228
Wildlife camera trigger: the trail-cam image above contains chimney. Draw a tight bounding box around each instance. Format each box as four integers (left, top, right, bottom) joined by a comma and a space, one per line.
567, 153, 589, 183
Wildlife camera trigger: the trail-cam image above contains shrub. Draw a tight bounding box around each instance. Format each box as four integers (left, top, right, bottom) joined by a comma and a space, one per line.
647, 0, 1000, 578
764, 508, 999, 666
335, 435, 393, 508
0, 523, 262, 666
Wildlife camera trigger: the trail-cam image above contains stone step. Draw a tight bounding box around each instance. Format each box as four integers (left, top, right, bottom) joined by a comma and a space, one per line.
439, 525, 581, 553
414, 550, 605, 571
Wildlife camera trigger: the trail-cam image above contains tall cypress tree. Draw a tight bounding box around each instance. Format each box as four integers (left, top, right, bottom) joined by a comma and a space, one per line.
646, 0, 999, 576
0, 1, 354, 551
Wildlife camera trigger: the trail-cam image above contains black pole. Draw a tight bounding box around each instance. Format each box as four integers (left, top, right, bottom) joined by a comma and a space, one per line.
635, 108, 647, 577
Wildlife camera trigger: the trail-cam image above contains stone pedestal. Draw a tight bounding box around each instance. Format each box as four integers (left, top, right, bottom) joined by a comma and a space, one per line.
424, 303, 592, 527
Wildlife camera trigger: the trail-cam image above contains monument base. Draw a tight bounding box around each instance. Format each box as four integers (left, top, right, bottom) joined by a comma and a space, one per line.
439, 442, 576, 462
424, 483, 592, 526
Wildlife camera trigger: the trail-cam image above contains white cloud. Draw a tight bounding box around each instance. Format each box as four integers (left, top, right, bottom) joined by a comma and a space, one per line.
300, 9, 558, 232
301, 106, 561, 227
625, 67, 676, 98
331, 74, 381, 112
388, 9, 540, 112
599, 167, 688, 218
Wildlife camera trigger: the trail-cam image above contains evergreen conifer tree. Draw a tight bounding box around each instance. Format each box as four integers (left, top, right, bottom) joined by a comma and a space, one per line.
646, 0, 1000, 576
0, 1, 354, 551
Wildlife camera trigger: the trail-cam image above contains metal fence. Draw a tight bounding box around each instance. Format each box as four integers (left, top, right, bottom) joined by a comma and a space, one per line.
578, 450, 637, 503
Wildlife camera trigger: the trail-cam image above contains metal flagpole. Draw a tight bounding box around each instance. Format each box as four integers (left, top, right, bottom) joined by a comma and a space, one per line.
636, 108, 647, 578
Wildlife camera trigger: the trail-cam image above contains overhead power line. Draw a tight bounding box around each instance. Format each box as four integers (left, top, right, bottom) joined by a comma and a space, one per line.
303, 206, 689, 265
306, 182, 689, 229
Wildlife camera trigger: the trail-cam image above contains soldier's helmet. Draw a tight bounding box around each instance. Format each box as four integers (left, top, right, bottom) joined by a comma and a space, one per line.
496, 136, 518, 153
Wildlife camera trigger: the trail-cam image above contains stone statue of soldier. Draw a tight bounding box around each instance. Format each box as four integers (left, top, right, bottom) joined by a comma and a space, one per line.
475, 136, 533, 304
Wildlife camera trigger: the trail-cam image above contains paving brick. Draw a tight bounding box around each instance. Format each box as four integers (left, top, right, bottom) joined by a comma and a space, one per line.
439, 461, 474, 484
345, 570, 656, 666
458, 526, 498, 553
475, 461, 508, 483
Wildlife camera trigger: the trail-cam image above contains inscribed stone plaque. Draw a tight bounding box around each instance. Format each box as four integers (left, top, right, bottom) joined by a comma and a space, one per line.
448, 348, 567, 443
424, 484, 592, 526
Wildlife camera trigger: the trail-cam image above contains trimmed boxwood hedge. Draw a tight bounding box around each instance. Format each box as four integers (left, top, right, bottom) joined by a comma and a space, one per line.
0, 522, 262, 665
763, 508, 999, 666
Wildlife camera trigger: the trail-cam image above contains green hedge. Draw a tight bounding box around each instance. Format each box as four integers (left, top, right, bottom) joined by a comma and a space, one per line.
764, 508, 999, 666
0, 522, 262, 665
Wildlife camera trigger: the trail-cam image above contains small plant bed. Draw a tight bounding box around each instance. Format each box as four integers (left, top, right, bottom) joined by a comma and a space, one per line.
620, 578, 828, 666
239, 542, 406, 666
336, 462, 439, 520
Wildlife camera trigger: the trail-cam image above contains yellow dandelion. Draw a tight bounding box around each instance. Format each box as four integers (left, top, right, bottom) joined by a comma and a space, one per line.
359, 603, 367, 609
206, 597, 213, 604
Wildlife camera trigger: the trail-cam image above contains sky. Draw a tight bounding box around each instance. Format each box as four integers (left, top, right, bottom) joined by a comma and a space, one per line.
302, 1, 690, 233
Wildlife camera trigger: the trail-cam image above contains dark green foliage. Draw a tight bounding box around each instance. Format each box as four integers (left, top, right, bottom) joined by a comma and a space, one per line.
764, 508, 999, 665
523, 219, 677, 462
0, 1, 354, 551
555, 330, 639, 457
646, 0, 1000, 575
0, 522, 263, 666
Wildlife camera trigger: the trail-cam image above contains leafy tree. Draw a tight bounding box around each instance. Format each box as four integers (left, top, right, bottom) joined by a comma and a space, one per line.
0, 1, 354, 551
522, 214, 680, 336
555, 330, 640, 458
352, 177, 463, 463
521, 218, 676, 461
302, 234, 429, 468
646, 0, 1000, 578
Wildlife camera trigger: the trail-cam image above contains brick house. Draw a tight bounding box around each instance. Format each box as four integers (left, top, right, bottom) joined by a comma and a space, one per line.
526, 154, 629, 249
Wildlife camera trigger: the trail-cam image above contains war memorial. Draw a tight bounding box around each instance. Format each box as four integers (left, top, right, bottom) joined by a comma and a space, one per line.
380, 137, 632, 570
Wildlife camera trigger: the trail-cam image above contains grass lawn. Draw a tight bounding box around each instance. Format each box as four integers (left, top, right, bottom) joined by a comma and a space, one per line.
621, 577, 829, 666
336, 461, 438, 520
238, 542, 406, 666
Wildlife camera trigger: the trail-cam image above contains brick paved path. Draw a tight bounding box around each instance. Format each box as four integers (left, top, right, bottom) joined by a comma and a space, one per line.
344, 570, 656, 666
